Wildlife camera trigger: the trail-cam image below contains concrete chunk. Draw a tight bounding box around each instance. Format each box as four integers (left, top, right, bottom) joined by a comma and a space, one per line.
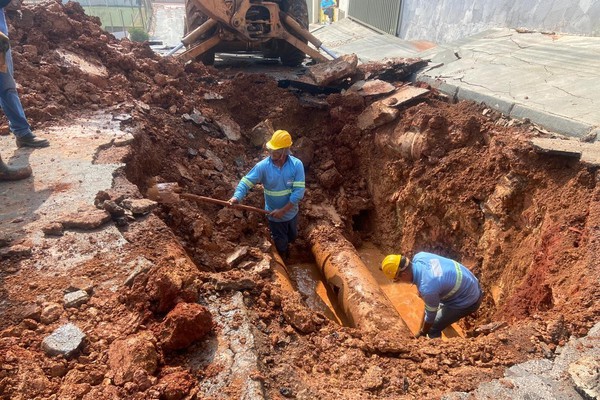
122, 198, 157, 215
308, 54, 359, 86
41, 323, 86, 357
568, 356, 600, 400
349, 80, 396, 97
531, 137, 600, 166
63, 290, 90, 308
61, 205, 111, 230
226, 246, 249, 267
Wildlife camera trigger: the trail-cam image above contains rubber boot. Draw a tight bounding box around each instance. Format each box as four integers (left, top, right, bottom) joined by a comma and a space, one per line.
0, 155, 32, 181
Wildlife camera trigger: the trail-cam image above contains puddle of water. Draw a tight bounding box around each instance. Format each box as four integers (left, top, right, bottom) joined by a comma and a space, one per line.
286, 262, 349, 326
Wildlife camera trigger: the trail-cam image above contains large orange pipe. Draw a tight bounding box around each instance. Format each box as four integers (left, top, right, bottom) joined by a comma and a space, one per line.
308, 225, 412, 335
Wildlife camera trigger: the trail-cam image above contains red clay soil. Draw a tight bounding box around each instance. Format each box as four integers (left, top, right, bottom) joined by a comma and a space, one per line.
0, 2, 598, 399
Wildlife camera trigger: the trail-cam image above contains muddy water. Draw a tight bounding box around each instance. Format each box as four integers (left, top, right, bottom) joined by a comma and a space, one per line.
286, 263, 349, 325
289, 243, 463, 338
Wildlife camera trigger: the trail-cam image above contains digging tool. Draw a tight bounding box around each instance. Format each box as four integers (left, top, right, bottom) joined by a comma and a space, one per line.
147, 182, 270, 215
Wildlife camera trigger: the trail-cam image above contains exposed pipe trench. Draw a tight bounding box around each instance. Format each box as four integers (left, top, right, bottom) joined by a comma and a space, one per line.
307, 224, 412, 336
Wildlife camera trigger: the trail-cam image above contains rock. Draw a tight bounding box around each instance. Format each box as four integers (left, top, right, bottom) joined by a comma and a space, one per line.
159, 371, 194, 400
293, 136, 315, 167
0, 244, 31, 259
146, 265, 199, 314
124, 256, 153, 287
362, 366, 385, 391
349, 79, 396, 97
108, 332, 158, 385
226, 246, 249, 267
318, 167, 343, 189
63, 290, 90, 308
15, 303, 41, 322
202, 149, 224, 172
40, 303, 63, 324
65, 276, 94, 294
248, 119, 274, 147
568, 356, 600, 399
215, 115, 241, 141
103, 200, 126, 217
308, 54, 359, 86
475, 321, 507, 335
357, 101, 399, 130
121, 198, 157, 215
61, 205, 111, 230
182, 109, 206, 125
42, 222, 64, 236
159, 303, 213, 351
41, 323, 86, 357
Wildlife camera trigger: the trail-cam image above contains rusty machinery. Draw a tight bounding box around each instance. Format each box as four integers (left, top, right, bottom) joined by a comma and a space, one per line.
167, 0, 336, 66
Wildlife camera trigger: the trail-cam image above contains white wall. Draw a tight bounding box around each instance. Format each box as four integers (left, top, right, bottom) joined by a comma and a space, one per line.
398, 0, 600, 44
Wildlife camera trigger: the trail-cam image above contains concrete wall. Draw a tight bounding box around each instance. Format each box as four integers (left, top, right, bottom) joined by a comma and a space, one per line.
398, 0, 600, 44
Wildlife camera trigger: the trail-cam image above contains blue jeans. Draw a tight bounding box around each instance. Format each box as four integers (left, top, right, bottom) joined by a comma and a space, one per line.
428, 290, 484, 338
0, 9, 32, 138
268, 215, 298, 257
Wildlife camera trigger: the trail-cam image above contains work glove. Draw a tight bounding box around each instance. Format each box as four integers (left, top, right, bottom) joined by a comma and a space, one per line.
0, 31, 9, 53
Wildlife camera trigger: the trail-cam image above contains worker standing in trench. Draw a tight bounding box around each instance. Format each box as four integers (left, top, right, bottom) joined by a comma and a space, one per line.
381, 252, 483, 338
228, 130, 305, 259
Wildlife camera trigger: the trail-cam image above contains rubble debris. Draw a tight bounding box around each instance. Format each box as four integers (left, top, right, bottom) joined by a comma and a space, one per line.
226, 246, 249, 267
248, 119, 275, 148
40, 303, 63, 324
159, 302, 213, 351
358, 57, 428, 82
41, 323, 86, 357
108, 332, 158, 386
42, 222, 64, 236
307, 53, 359, 86
122, 198, 158, 215
348, 79, 396, 97
61, 205, 111, 230
215, 114, 241, 141
124, 256, 154, 287
63, 290, 90, 308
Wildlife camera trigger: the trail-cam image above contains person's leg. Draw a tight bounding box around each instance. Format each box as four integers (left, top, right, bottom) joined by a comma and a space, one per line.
428, 296, 483, 338
287, 215, 298, 245
0, 48, 33, 137
268, 219, 289, 257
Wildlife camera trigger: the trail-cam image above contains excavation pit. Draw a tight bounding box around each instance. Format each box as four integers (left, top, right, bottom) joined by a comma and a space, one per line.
126, 69, 600, 398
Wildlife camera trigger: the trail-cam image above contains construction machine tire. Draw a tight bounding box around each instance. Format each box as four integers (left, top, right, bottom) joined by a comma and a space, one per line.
277, 0, 309, 67
184, 0, 217, 65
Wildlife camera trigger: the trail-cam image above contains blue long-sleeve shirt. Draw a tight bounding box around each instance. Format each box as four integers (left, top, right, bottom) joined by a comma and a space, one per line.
411, 252, 481, 324
233, 155, 305, 222
321, 0, 335, 8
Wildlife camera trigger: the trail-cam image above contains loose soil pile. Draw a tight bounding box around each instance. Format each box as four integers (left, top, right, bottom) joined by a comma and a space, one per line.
1, 2, 598, 399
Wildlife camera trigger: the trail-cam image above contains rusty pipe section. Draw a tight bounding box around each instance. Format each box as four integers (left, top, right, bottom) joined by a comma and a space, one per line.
308, 224, 412, 335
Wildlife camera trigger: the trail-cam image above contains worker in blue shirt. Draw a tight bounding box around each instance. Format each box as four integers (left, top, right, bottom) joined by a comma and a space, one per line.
381, 252, 483, 338
320, 0, 335, 24
229, 130, 305, 259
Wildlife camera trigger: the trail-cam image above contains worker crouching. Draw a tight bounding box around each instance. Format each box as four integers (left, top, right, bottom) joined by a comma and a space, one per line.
229, 130, 305, 259
381, 252, 483, 338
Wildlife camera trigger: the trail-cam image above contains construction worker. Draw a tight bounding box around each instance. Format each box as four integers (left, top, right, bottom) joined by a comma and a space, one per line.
320, 0, 335, 24
381, 252, 483, 339
0, 2, 49, 148
228, 130, 305, 259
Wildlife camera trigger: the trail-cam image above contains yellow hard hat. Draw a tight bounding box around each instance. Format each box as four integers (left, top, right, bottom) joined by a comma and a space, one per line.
266, 130, 293, 150
381, 254, 409, 280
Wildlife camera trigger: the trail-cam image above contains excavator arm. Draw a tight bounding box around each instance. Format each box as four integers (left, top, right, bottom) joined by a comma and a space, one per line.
173, 0, 336, 65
